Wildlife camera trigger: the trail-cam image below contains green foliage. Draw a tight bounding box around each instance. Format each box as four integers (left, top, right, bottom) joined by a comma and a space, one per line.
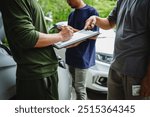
93, 0, 116, 18
38, 0, 71, 23
38, 0, 116, 23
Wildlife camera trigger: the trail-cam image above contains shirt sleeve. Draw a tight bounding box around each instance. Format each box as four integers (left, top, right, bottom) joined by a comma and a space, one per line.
107, 0, 122, 24
7, 0, 39, 49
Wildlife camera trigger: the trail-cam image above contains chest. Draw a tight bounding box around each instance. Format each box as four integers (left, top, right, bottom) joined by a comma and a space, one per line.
68, 10, 91, 29
117, 0, 149, 29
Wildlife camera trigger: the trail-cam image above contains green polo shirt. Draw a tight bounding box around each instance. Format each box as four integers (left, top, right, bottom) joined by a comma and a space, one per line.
1, 0, 58, 79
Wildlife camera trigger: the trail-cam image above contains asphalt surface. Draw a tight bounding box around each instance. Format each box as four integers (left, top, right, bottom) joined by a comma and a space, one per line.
71, 88, 107, 100
87, 89, 107, 100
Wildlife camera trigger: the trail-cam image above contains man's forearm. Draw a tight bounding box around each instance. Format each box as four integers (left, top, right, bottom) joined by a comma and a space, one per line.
95, 16, 115, 30
34, 32, 62, 48
34, 26, 73, 48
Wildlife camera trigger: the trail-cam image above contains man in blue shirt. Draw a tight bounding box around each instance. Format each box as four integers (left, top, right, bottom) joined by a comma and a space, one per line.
66, 0, 99, 100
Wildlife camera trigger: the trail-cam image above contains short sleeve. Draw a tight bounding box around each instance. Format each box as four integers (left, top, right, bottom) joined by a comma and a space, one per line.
107, 0, 122, 24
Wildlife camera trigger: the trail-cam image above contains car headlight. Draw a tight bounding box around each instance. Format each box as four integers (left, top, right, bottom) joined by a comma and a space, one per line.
96, 52, 113, 64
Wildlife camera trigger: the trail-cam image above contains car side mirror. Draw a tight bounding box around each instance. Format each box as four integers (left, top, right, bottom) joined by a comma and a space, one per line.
58, 60, 66, 69
56, 55, 66, 69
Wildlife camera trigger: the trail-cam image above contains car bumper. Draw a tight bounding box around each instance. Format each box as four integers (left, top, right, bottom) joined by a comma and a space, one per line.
86, 60, 110, 93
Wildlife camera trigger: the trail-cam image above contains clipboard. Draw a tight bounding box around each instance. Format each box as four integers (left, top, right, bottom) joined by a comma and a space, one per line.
54, 30, 99, 49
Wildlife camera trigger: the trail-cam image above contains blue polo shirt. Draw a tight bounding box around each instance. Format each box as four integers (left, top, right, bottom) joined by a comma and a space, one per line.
65, 5, 99, 69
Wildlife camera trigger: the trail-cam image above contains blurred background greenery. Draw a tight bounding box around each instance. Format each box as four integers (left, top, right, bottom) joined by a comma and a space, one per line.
2, 0, 116, 45
38, 0, 116, 24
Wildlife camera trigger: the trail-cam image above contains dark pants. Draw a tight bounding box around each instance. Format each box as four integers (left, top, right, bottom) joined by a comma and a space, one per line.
16, 72, 59, 100
107, 68, 143, 100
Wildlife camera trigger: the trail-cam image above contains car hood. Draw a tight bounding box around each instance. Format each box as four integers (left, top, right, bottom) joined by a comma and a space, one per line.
96, 29, 115, 55
0, 53, 16, 68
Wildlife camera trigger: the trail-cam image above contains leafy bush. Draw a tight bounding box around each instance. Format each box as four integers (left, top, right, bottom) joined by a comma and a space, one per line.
38, 0, 70, 23
94, 0, 116, 18
38, 0, 116, 23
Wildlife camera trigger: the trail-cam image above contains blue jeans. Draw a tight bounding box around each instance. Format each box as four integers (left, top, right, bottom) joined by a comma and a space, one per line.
68, 66, 88, 100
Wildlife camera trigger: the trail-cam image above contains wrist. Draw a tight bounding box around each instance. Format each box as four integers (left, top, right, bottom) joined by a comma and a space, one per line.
57, 33, 63, 42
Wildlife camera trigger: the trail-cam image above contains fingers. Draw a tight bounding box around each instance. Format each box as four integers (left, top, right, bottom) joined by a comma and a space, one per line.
65, 41, 83, 48
67, 25, 79, 32
89, 35, 98, 40
84, 20, 91, 30
89, 22, 95, 29
60, 26, 74, 41
62, 26, 73, 35
84, 20, 93, 30
84, 16, 96, 30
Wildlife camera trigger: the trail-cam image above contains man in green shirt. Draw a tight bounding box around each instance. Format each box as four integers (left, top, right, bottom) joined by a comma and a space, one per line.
0, 0, 73, 100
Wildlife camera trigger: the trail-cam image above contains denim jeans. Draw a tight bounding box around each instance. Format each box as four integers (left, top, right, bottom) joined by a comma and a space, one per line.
68, 66, 88, 100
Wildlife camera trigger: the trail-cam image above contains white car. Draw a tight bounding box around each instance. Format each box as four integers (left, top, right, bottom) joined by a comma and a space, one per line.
86, 29, 115, 93
0, 12, 16, 99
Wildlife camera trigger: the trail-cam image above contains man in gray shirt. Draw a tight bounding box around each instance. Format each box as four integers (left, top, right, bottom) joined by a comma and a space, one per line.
84, 0, 150, 99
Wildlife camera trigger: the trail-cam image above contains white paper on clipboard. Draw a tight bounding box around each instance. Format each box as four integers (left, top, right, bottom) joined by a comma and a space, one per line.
54, 30, 99, 49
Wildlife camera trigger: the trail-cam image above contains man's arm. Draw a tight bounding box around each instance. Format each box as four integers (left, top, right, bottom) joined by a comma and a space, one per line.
34, 26, 73, 48
84, 0, 122, 30
96, 16, 115, 29
84, 16, 115, 30
3, 0, 73, 49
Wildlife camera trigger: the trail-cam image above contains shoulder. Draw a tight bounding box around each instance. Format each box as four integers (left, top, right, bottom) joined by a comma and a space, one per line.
68, 10, 75, 18
86, 5, 99, 16
86, 5, 97, 11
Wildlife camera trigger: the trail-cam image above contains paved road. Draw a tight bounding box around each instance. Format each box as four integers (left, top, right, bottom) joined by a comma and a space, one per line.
87, 89, 107, 100
70, 88, 107, 100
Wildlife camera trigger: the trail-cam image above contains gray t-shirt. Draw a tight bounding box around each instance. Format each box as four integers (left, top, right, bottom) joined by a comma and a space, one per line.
108, 0, 150, 78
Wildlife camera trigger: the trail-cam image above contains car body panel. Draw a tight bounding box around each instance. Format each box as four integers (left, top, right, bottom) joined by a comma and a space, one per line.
86, 29, 115, 93
0, 48, 16, 99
